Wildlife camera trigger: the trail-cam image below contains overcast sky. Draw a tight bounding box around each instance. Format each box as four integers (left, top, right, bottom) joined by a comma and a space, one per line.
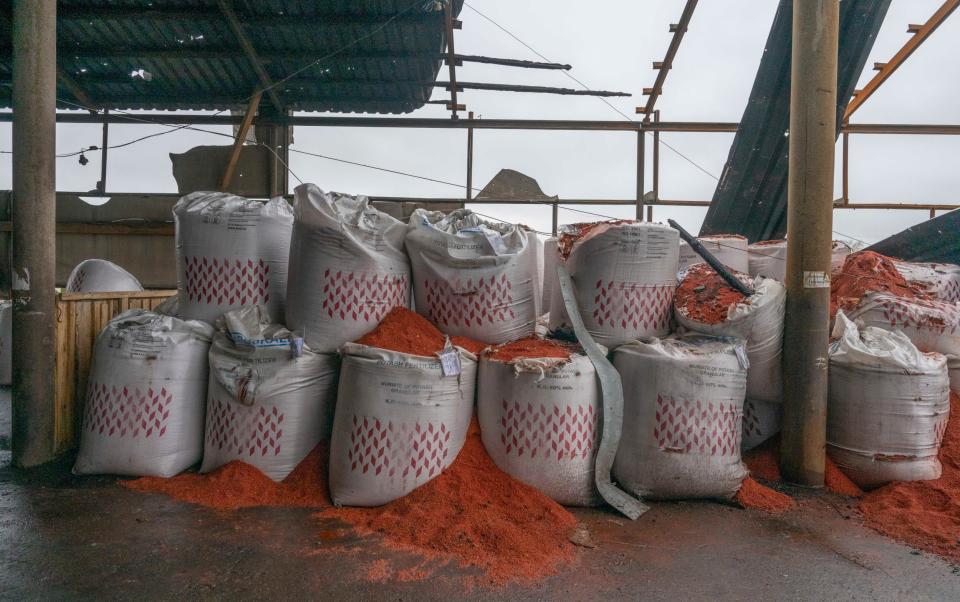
0, 0, 957, 244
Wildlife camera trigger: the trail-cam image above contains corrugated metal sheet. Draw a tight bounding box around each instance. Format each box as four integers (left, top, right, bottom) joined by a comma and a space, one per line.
0, 0, 461, 114
867, 209, 960, 264
699, 0, 891, 242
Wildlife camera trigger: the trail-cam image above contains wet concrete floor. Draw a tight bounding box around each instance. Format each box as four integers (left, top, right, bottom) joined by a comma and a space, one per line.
1, 448, 958, 601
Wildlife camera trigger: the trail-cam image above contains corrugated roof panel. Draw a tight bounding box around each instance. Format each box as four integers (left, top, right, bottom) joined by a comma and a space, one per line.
0, 0, 460, 114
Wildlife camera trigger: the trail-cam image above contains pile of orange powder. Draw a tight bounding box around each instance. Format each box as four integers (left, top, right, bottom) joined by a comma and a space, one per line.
355, 307, 486, 356
830, 250, 929, 317
674, 263, 751, 325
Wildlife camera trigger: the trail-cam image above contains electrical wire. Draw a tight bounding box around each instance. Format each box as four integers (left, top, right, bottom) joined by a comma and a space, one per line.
462, 1, 720, 182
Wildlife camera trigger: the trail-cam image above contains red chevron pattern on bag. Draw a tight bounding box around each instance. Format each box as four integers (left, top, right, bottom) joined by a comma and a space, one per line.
183, 256, 271, 306
320, 269, 408, 323
653, 394, 742, 456
82, 382, 173, 438
498, 399, 598, 461
742, 399, 762, 438
206, 397, 285, 457
423, 274, 515, 329
943, 278, 960, 302
591, 281, 674, 332
346, 415, 452, 480
68, 269, 86, 292
876, 296, 960, 336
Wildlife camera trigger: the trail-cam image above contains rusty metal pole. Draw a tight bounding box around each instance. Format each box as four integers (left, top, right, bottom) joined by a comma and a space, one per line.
780, 0, 840, 486
466, 111, 474, 201
11, 0, 58, 467
636, 130, 645, 220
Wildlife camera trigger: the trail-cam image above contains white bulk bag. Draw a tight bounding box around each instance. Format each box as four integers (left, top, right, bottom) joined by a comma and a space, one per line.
73, 310, 213, 477
846, 292, 960, 358
828, 313, 950, 488
675, 275, 785, 404
477, 351, 602, 506
831, 240, 855, 274
741, 399, 781, 451
894, 260, 960, 302
0, 301, 11, 385
328, 341, 477, 506
201, 306, 340, 482
66, 259, 143, 293
747, 240, 787, 282
678, 235, 749, 273
541, 237, 559, 315
285, 184, 410, 353
174, 192, 293, 324
405, 208, 540, 344
613, 335, 748, 499
550, 222, 679, 347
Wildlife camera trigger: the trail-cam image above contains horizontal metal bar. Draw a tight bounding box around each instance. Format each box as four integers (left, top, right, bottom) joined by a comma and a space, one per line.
841, 123, 960, 135
834, 201, 960, 210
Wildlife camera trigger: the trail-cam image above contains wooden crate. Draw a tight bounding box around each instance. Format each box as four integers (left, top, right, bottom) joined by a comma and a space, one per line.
54, 290, 177, 454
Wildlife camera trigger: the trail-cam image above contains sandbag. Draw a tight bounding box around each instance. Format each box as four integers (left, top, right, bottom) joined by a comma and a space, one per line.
174, 192, 293, 324
0, 301, 10, 385
894, 260, 960, 302
73, 310, 213, 477
405, 208, 540, 344
201, 306, 340, 481
613, 335, 748, 500
741, 399, 781, 452
550, 222, 679, 347
675, 275, 785, 404
477, 351, 601, 506
828, 312, 950, 488
679, 235, 748, 273
285, 184, 410, 352
845, 292, 960, 358
66, 259, 143, 293
328, 341, 477, 506
747, 240, 786, 282
541, 237, 559, 315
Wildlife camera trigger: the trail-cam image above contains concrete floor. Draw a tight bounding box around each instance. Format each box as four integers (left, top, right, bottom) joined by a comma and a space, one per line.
1, 389, 958, 600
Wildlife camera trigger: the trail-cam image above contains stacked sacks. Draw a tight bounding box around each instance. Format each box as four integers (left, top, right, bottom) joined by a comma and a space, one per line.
845, 292, 960, 392
66, 259, 143, 293
405, 208, 541, 344
201, 306, 340, 482
328, 308, 480, 507
747, 239, 787, 282
73, 310, 213, 477
893, 260, 960, 302
678, 234, 748, 273
674, 263, 785, 449
828, 312, 950, 488
550, 221, 679, 347
174, 192, 293, 324
0, 301, 10, 385
477, 337, 601, 506
285, 184, 410, 353
613, 335, 749, 499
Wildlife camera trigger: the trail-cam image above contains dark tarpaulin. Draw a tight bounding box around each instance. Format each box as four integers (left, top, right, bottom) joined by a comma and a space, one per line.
867, 209, 960, 263
699, 0, 891, 242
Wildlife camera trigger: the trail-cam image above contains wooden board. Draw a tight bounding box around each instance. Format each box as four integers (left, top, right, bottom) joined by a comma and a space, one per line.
53, 290, 177, 454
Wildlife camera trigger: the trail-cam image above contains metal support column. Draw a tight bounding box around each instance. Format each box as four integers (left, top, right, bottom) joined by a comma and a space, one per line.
780, 0, 840, 486
466, 111, 474, 201
11, 0, 58, 467
652, 110, 661, 211
636, 130, 645, 220
97, 110, 109, 194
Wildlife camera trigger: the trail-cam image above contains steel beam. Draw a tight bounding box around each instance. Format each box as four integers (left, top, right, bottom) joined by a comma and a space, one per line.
11, 0, 58, 467
781, 0, 840, 487
844, 0, 959, 121
216, 0, 283, 112
443, 2, 459, 119
638, 0, 698, 117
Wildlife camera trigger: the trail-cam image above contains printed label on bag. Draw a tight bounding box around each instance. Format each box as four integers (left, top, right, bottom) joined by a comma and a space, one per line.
438, 349, 461, 377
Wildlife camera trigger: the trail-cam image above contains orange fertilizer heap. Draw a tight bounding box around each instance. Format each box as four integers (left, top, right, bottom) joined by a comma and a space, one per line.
742, 436, 863, 497
485, 336, 575, 363
355, 307, 486, 356
322, 419, 578, 585
122, 442, 331, 510
674, 263, 750, 325
830, 250, 929, 317
859, 391, 960, 563
735, 477, 795, 513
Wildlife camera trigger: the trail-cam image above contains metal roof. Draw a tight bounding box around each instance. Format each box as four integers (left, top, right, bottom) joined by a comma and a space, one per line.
0, 0, 462, 114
